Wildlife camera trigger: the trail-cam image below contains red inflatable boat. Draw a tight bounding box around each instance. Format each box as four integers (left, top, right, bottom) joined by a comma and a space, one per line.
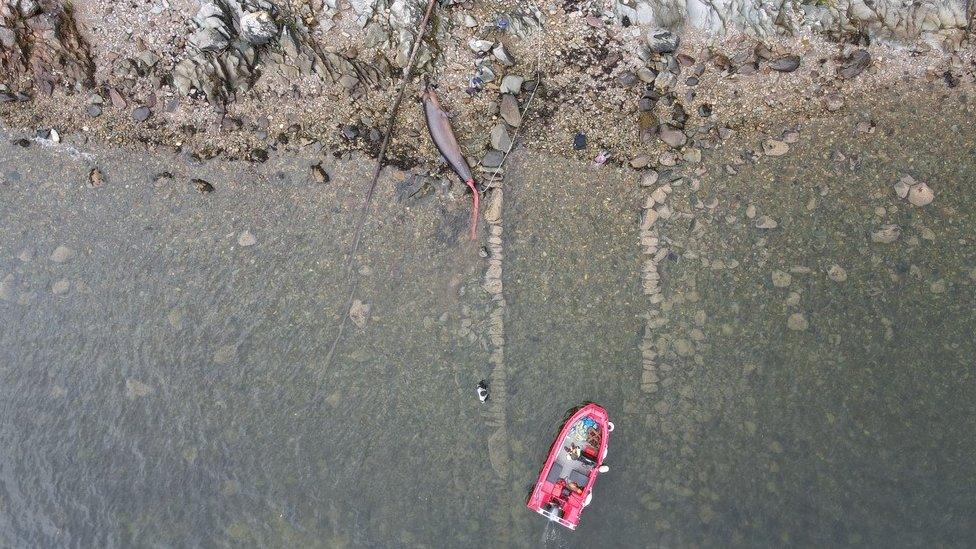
526, 403, 613, 530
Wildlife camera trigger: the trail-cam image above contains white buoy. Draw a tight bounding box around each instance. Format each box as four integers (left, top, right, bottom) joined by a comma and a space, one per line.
584, 492, 592, 506
598, 465, 610, 473
608, 421, 615, 432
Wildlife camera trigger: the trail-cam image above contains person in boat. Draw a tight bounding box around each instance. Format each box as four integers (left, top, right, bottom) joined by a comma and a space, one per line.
567, 445, 582, 460
566, 481, 584, 495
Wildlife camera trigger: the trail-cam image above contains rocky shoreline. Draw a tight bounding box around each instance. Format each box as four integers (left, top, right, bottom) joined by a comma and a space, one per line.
1, 0, 974, 188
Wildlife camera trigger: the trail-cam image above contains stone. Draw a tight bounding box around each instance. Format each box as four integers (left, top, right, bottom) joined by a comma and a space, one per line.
772, 270, 791, 288
341, 125, 360, 140
745, 204, 756, 219
339, 75, 359, 91
192, 178, 215, 193
214, 345, 236, 365
674, 338, 694, 356
825, 93, 845, 112
683, 148, 701, 163
88, 168, 104, 188
763, 139, 789, 156
871, 224, 901, 244
572, 133, 587, 150
240, 11, 277, 46
755, 216, 778, 229
500, 75, 523, 94
640, 171, 659, 188
630, 155, 651, 169
52, 278, 70, 295
238, 230, 257, 247
492, 44, 514, 66
646, 28, 679, 53
839, 50, 871, 79
125, 378, 153, 399
249, 148, 268, 162
87, 105, 102, 118
311, 164, 330, 184
654, 70, 676, 90
464, 14, 477, 28
50, 245, 75, 263
827, 265, 847, 282
350, 299, 370, 328
484, 189, 503, 224
787, 313, 808, 331
930, 279, 946, 294
132, 106, 151, 122
490, 123, 512, 151
482, 150, 504, 168
499, 94, 521, 127
0, 274, 14, 302
190, 28, 228, 52
769, 56, 801, 72
109, 87, 126, 108
893, 176, 912, 199
618, 71, 638, 87
469, 39, 493, 53
659, 126, 687, 148
907, 182, 934, 207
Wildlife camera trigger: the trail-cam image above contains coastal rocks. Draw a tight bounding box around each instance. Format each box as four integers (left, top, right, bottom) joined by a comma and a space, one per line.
769, 55, 801, 72
0, 0, 94, 93
614, 0, 968, 50
240, 10, 277, 45
838, 49, 871, 79
468, 39, 493, 54
172, 0, 382, 103
646, 28, 680, 53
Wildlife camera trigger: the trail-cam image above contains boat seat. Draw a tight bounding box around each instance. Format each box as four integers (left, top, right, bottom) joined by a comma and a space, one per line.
545, 463, 563, 484
568, 468, 589, 488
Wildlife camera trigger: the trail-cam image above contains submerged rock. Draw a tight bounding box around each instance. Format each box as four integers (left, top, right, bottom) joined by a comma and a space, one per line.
787, 312, 808, 331
349, 299, 370, 329
907, 182, 934, 207
871, 224, 901, 243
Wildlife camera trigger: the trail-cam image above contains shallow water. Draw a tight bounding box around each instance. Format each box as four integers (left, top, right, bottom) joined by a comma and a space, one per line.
1, 89, 975, 547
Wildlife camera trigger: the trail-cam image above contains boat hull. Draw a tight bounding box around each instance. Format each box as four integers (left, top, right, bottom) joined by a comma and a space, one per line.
526, 403, 610, 530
